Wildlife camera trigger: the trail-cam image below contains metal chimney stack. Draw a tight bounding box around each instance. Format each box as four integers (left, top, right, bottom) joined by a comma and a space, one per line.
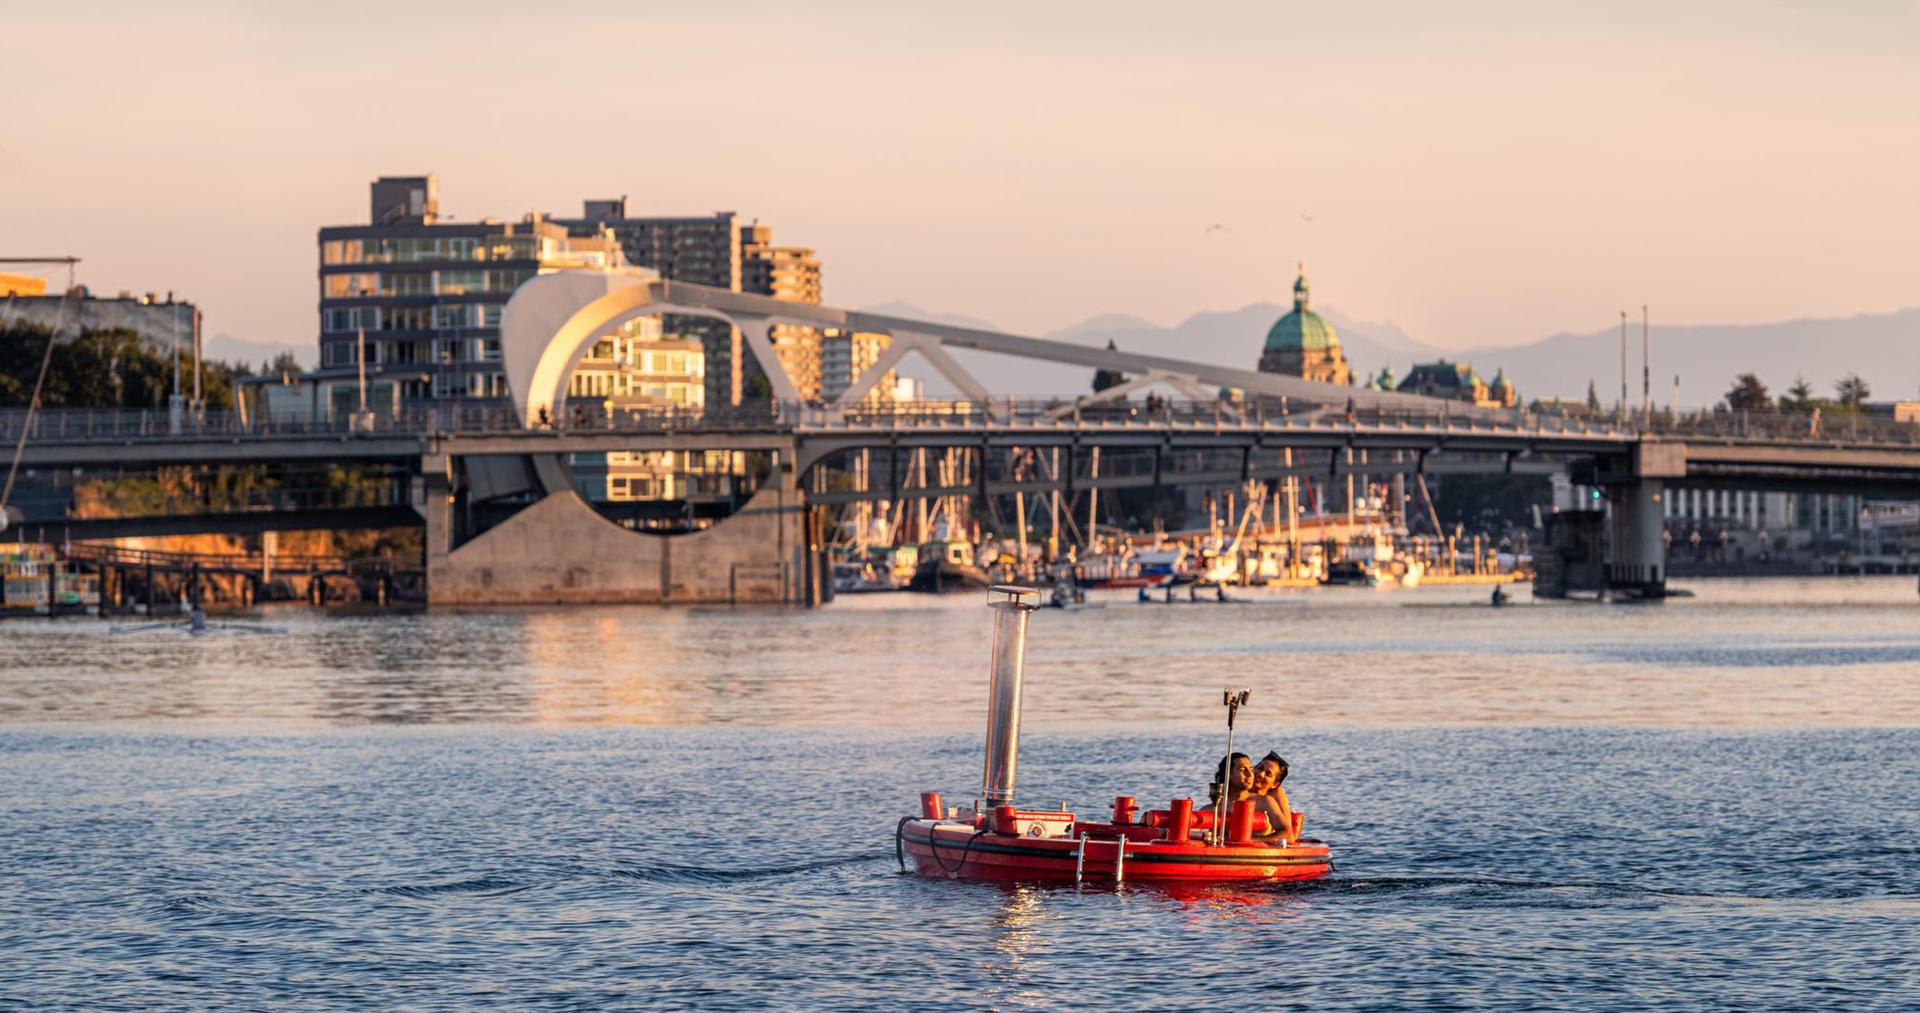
981, 585, 1039, 809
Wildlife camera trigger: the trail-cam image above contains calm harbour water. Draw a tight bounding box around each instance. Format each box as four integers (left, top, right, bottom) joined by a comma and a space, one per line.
2, 577, 1917, 1009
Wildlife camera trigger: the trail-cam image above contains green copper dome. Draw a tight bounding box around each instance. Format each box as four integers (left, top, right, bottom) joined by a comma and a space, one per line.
1263, 267, 1342, 354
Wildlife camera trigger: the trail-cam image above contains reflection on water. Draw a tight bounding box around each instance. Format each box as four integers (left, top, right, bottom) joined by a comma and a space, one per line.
0, 577, 1915, 728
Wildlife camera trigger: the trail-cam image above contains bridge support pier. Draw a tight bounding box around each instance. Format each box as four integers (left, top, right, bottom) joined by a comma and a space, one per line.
1606, 479, 1667, 599
423, 461, 807, 606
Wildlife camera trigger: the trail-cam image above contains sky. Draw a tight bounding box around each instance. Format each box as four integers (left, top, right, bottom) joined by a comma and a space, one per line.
4, 0, 1917, 358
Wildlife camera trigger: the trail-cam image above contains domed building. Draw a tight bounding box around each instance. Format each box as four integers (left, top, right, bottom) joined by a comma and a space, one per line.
1396, 359, 1519, 408
1489, 368, 1517, 408
1258, 266, 1351, 386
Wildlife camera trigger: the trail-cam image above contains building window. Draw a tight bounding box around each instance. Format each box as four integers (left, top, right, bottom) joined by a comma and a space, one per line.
325, 306, 382, 333
485, 237, 536, 262
382, 340, 420, 365
323, 272, 381, 298
433, 304, 473, 330
390, 272, 433, 296
393, 238, 439, 263
437, 270, 487, 295
386, 307, 431, 331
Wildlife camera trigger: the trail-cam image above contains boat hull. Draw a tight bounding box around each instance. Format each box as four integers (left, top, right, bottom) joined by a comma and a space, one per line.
899, 820, 1331, 883
906, 562, 993, 593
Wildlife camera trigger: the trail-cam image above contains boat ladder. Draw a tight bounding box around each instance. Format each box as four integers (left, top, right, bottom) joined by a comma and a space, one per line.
1073, 833, 1127, 884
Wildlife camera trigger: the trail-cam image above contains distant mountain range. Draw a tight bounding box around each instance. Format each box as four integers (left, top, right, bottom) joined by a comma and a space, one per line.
204, 332, 309, 372
1458, 311, 1920, 408
871, 300, 1920, 408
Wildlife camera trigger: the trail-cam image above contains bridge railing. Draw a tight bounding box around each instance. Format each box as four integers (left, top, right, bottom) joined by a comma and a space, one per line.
799, 398, 1638, 439
1641, 406, 1920, 447
7, 399, 1917, 448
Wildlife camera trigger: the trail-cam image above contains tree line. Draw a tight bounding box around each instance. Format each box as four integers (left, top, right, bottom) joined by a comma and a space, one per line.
0, 322, 296, 410
1721, 371, 1874, 414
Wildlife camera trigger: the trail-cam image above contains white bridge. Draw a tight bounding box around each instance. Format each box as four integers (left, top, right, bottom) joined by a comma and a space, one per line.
8, 266, 1920, 606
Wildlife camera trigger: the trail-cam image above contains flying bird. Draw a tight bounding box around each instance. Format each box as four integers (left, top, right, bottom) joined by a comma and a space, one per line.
1299, 213, 1316, 223
1203, 223, 1231, 234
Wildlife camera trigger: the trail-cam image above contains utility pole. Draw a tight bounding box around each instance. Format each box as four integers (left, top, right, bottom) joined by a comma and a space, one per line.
192, 304, 202, 407
1641, 305, 1650, 425
170, 303, 184, 434
1618, 310, 1628, 426
1086, 446, 1101, 550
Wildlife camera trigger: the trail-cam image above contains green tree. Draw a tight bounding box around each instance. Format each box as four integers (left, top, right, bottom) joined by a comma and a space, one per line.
1834, 373, 1871, 408
1780, 375, 1815, 412
0, 323, 243, 409
1723, 373, 1770, 412
1584, 379, 1600, 412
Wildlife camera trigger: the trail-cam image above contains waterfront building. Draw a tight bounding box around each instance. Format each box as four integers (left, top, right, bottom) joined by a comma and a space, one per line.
1865, 401, 1920, 424
1258, 266, 1352, 386
317, 175, 622, 404
741, 226, 827, 400
821, 328, 899, 403
0, 286, 201, 366
1663, 487, 1863, 552
563, 316, 705, 413
0, 273, 45, 296
556, 199, 748, 409
1394, 360, 1518, 408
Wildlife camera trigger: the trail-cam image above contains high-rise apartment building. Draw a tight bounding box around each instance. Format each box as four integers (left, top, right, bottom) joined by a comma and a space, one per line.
564, 316, 705, 412
317, 175, 623, 402
820, 329, 898, 403
556, 199, 747, 409
558, 203, 838, 404
740, 226, 825, 400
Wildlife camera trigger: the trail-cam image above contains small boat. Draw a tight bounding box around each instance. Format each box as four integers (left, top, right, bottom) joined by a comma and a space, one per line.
2, 544, 100, 616
1320, 560, 1371, 586
831, 559, 898, 594
896, 587, 1332, 884
906, 540, 992, 593
1071, 546, 1196, 589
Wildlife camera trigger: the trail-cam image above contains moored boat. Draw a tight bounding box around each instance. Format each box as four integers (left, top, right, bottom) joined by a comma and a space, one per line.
906, 540, 992, 593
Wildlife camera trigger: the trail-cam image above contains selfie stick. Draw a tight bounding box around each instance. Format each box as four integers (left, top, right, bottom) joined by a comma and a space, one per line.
1214, 688, 1251, 846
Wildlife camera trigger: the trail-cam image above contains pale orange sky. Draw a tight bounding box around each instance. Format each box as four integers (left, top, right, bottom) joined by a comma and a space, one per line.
3, 1, 1916, 355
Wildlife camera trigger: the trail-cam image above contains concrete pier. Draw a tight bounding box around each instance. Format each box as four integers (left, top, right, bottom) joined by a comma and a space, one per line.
425, 470, 807, 606
1606, 478, 1667, 597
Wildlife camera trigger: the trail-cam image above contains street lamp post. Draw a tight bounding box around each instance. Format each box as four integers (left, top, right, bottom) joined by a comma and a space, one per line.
1641, 305, 1650, 425
169, 303, 185, 434
1618, 310, 1628, 427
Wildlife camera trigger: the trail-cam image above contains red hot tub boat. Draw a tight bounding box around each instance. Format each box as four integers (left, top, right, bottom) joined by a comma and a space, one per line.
897, 586, 1332, 884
